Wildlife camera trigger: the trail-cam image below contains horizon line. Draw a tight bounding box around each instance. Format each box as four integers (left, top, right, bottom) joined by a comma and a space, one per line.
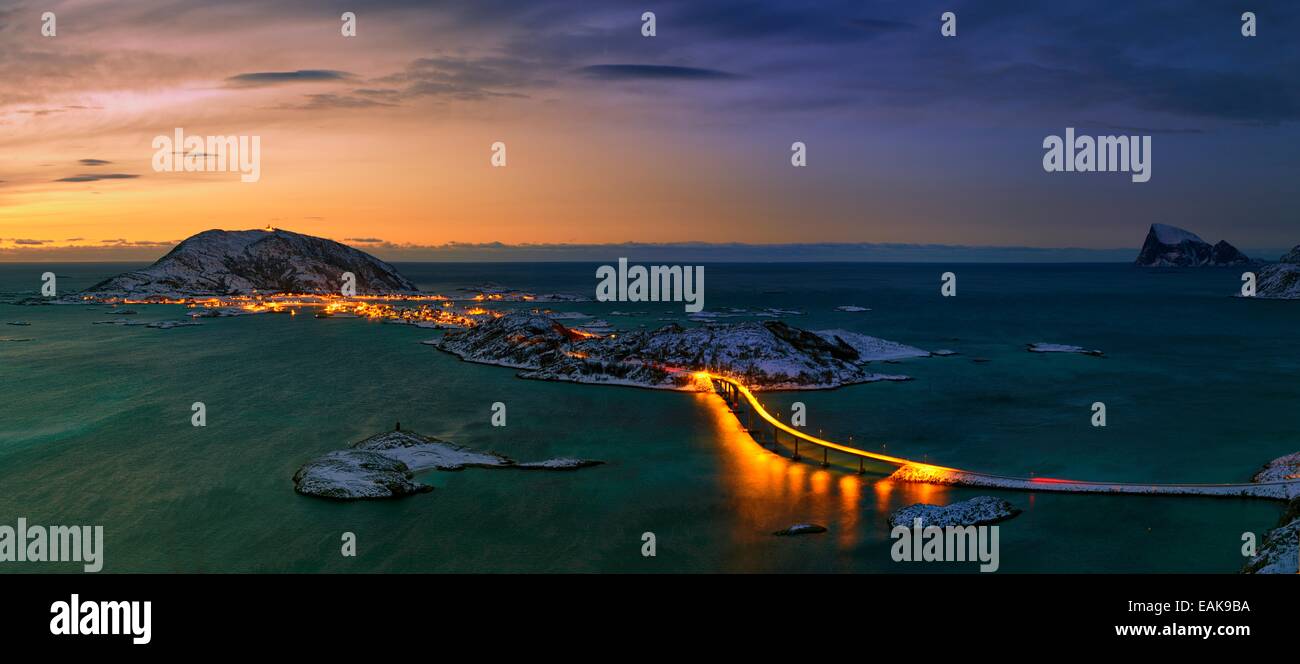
2, 238, 1294, 265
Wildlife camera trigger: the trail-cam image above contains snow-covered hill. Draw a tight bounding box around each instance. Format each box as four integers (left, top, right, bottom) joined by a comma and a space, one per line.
86, 228, 417, 296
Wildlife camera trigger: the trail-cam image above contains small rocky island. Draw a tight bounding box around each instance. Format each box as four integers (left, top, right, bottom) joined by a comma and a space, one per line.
433, 312, 930, 390
889, 496, 1021, 528
1026, 343, 1103, 356
1253, 245, 1300, 299
773, 523, 828, 536
86, 228, 417, 297
1134, 223, 1251, 267
293, 429, 603, 500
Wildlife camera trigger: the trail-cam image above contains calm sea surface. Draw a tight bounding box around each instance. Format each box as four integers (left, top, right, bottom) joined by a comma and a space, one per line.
1, 262, 1296, 572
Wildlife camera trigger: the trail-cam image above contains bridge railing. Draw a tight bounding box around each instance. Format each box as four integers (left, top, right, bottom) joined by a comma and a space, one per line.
704, 374, 1299, 500
707, 375, 918, 474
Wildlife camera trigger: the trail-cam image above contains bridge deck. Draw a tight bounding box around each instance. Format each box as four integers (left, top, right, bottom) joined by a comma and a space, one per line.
702, 373, 1299, 502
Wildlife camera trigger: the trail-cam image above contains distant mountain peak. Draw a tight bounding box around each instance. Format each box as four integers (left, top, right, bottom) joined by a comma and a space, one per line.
1150, 223, 1205, 246
1135, 224, 1251, 267
86, 228, 418, 296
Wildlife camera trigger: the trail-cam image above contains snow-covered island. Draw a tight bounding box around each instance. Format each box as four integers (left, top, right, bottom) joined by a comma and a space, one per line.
83, 228, 418, 298
1134, 223, 1251, 267
1253, 245, 1300, 299
293, 450, 433, 500
432, 312, 931, 391
293, 429, 604, 500
889, 496, 1021, 528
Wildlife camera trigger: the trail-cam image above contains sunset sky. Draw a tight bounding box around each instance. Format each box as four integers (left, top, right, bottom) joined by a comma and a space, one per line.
2, 0, 1298, 260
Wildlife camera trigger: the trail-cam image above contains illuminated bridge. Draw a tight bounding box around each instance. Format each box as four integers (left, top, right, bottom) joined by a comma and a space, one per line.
700, 372, 1300, 502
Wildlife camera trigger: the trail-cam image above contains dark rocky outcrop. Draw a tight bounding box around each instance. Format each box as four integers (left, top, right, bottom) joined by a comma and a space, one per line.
773, 523, 828, 536
1254, 245, 1300, 299
1211, 240, 1251, 265
1135, 224, 1251, 267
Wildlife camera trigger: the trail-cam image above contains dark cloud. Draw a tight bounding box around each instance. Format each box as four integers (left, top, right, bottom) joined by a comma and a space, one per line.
13, 239, 51, 245
1085, 123, 1206, 135
55, 173, 140, 183
98, 238, 173, 247
16, 108, 66, 116
4, 0, 1296, 128
576, 65, 742, 81
276, 93, 397, 110
226, 70, 354, 87
670, 1, 916, 43
79, 159, 112, 166
344, 237, 385, 244
379, 56, 544, 101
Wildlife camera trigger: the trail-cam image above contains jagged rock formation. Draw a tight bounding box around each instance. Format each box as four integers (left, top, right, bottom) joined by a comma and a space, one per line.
86, 228, 417, 296
1134, 224, 1251, 267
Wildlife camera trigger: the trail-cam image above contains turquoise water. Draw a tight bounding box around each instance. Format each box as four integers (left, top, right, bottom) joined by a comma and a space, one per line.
1, 262, 1295, 572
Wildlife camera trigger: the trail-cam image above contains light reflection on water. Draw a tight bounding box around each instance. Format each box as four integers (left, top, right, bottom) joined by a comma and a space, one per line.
693, 391, 953, 555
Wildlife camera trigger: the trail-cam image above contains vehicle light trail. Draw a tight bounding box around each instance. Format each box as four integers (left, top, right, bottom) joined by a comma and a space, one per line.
696, 372, 1300, 501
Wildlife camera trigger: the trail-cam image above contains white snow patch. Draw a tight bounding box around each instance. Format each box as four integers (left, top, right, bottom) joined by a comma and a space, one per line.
1151, 223, 1206, 245
815, 329, 929, 361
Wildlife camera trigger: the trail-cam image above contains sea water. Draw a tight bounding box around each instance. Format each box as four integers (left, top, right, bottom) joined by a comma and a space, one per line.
0, 262, 1295, 572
